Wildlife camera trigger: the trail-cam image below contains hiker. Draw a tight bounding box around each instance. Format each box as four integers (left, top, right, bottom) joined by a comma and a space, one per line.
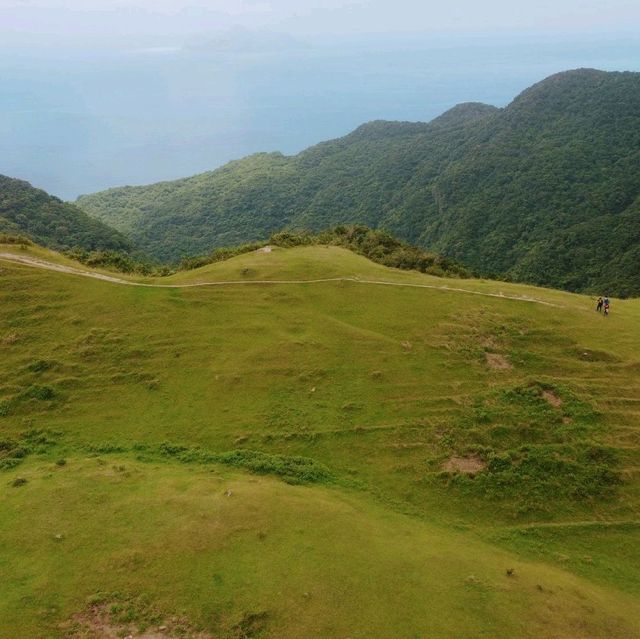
604, 300, 610, 316
596, 296, 603, 312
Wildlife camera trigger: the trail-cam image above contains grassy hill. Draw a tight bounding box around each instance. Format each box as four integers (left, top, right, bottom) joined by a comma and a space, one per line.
1, 239, 640, 637
0, 174, 132, 253
77, 69, 640, 296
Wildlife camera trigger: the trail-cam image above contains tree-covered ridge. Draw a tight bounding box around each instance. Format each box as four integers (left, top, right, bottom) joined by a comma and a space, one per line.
0, 175, 132, 253
77, 69, 640, 296
76, 103, 497, 261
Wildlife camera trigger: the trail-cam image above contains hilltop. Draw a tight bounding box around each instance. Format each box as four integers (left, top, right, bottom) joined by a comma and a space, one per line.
1, 238, 640, 637
77, 69, 640, 296
0, 175, 131, 253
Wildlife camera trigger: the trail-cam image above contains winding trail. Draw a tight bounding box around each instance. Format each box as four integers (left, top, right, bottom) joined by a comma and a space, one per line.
0, 251, 562, 307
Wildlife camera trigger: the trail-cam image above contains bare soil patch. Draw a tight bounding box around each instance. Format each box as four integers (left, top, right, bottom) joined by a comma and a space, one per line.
480, 336, 498, 349
442, 456, 487, 474
65, 603, 212, 639
485, 353, 512, 370
542, 390, 563, 407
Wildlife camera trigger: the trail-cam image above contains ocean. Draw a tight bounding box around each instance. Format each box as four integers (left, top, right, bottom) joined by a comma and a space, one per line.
1, 34, 639, 199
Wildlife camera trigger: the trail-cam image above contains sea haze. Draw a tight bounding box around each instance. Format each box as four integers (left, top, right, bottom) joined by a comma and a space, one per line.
1, 34, 639, 200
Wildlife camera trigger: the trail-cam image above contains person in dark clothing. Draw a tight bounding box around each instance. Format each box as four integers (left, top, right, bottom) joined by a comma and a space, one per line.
604, 301, 610, 316
596, 297, 603, 312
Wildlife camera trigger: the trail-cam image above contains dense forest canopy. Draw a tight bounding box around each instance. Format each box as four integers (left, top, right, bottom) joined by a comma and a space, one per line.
77, 69, 640, 296
0, 175, 131, 253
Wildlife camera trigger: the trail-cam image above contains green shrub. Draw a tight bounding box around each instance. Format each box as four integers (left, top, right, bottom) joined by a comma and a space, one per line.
156, 442, 333, 484
65, 248, 166, 276
85, 442, 128, 454
0, 233, 33, 245
26, 360, 55, 373
267, 226, 470, 278
217, 449, 333, 484
179, 241, 267, 271
0, 400, 11, 417
0, 458, 22, 471
23, 385, 55, 401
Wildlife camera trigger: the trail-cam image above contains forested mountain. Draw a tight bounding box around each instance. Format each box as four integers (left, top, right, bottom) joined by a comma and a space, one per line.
0, 175, 131, 253
77, 69, 640, 295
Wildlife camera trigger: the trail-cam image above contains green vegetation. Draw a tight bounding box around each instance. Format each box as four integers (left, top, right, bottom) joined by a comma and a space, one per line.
0, 174, 131, 253
78, 69, 640, 295
1, 240, 640, 637
182, 226, 469, 278
179, 240, 269, 271
0, 232, 33, 246
64, 247, 171, 276
270, 226, 469, 277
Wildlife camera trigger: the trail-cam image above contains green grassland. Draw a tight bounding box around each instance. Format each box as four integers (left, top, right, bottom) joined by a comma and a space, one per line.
1, 242, 640, 637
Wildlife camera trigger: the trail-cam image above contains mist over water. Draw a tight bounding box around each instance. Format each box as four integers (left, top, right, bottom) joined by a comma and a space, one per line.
2, 35, 639, 200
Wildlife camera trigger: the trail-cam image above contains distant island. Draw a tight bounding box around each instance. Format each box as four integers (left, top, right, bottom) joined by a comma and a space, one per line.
183, 27, 309, 53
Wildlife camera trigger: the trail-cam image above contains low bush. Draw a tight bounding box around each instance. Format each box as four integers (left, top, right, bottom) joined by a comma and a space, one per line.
179, 241, 267, 271
156, 441, 333, 484
64, 248, 172, 276
446, 443, 621, 506
0, 430, 58, 471
217, 449, 333, 484
22, 385, 55, 401
0, 233, 33, 246
177, 225, 470, 278
269, 226, 470, 278
26, 359, 55, 373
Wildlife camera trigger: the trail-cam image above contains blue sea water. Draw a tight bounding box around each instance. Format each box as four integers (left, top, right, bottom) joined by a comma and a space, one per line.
1, 35, 639, 199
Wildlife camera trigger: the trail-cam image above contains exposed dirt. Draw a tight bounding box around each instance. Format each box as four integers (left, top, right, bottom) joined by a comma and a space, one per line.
1, 332, 19, 345
65, 603, 212, 639
442, 456, 487, 474
480, 336, 498, 349
485, 353, 512, 370
542, 390, 563, 407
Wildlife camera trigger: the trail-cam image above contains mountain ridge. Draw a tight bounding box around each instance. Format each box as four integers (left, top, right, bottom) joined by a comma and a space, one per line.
77, 68, 640, 295
0, 174, 132, 253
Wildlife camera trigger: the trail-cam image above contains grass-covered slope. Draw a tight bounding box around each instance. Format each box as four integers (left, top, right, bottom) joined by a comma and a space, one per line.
1, 241, 640, 637
78, 69, 640, 295
0, 174, 132, 253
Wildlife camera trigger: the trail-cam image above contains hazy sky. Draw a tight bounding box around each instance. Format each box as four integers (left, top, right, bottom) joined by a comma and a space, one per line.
3, 0, 639, 197
2, 0, 640, 42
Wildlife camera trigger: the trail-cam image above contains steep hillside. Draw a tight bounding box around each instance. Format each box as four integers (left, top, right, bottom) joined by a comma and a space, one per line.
1, 239, 640, 637
76, 103, 498, 260
0, 175, 132, 252
78, 69, 640, 296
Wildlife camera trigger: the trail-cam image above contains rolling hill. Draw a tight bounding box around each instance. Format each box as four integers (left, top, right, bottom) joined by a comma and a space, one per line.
0, 174, 132, 253
77, 69, 640, 296
1, 237, 640, 637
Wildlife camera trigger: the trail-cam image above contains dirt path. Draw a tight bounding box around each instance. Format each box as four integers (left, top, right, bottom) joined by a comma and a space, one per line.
492, 519, 640, 531
0, 251, 562, 307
